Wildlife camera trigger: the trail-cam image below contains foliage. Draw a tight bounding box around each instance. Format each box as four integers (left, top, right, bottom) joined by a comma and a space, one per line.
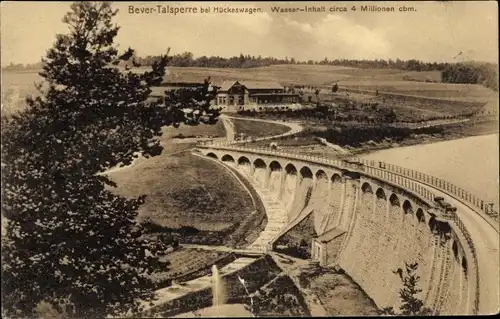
251, 275, 311, 317
332, 83, 339, 93
1, 2, 218, 318
163, 77, 220, 126
378, 262, 433, 316
441, 62, 498, 91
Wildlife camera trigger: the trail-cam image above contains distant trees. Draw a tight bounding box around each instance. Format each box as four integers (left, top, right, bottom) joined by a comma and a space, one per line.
379, 262, 433, 316
441, 62, 498, 91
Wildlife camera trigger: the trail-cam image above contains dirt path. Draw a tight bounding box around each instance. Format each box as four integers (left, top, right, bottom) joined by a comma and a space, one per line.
220, 115, 236, 141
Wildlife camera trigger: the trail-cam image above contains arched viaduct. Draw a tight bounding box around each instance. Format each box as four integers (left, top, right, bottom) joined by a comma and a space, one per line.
196, 145, 499, 315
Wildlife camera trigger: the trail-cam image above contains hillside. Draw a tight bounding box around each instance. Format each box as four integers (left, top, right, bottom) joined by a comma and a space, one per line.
2, 65, 496, 117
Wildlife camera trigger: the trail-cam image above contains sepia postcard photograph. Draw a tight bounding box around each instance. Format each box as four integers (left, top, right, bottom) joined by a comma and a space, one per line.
1, 0, 498, 317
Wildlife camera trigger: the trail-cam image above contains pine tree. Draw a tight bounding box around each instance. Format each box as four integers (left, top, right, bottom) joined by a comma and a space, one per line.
378, 262, 433, 316
1, 2, 216, 317
398, 262, 433, 316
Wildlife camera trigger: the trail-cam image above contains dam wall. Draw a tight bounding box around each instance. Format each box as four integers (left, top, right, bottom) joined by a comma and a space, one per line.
199, 147, 483, 315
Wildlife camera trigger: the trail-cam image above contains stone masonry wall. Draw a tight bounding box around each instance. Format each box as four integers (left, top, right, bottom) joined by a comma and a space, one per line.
337, 183, 451, 311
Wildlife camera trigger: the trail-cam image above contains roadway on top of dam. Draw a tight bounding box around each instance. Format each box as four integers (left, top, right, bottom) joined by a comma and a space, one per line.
419, 183, 499, 314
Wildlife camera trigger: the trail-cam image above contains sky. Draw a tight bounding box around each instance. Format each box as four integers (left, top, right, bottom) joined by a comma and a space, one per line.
1, 1, 498, 66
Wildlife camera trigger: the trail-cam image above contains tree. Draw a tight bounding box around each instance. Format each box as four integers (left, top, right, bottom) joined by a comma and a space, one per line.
332, 83, 339, 93
379, 262, 433, 316
1, 2, 217, 318
163, 77, 220, 125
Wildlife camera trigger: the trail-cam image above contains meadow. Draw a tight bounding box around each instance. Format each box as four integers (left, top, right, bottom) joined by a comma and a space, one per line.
3, 64, 496, 117
232, 118, 290, 138
106, 122, 252, 233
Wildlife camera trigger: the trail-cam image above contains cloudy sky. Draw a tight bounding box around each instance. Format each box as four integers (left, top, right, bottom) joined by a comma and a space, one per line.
1, 1, 498, 66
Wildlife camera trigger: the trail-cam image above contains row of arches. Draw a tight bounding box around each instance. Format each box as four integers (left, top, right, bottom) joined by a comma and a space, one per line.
210, 152, 343, 183
212, 153, 429, 226
361, 182, 426, 223
211, 150, 471, 298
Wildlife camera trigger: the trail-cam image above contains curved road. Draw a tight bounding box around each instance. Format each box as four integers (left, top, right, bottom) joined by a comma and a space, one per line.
218, 114, 303, 143
419, 184, 499, 315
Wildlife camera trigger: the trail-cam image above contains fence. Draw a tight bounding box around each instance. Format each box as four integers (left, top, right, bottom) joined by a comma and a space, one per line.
348, 158, 499, 225
197, 143, 481, 314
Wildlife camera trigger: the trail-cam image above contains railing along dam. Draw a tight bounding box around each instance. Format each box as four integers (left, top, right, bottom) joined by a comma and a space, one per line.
196, 144, 500, 315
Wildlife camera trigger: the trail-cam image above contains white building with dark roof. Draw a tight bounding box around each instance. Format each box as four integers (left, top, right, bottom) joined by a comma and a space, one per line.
215, 80, 299, 111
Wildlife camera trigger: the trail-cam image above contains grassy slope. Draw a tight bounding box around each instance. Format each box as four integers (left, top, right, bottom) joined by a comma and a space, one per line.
105, 122, 255, 279
107, 146, 253, 231
232, 118, 290, 138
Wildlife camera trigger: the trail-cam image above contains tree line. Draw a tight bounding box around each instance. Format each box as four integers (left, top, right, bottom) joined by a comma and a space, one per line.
441, 62, 498, 91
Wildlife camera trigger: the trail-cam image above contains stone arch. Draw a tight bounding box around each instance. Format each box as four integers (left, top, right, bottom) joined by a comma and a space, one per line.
375, 188, 386, 200
206, 152, 218, 159
238, 156, 251, 166
361, 182, 373, 194
269, 161, 282, 172
452, 240, 459, 259
221, 154, 235, 163
428, 215, 437, 232
285, 163, 297, 175
300, 166, 313, 179
253, 158, 267, 169
315, 170, 328, 181
389, 193, 400, 207
331, 173, 342, 183
416, 208, 425, 223
402, 200, 413, 215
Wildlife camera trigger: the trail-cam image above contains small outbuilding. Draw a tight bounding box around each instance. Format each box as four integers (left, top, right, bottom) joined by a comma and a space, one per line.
311, 227, 346, 267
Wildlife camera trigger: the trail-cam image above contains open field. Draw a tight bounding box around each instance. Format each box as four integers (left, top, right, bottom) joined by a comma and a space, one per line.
162, 65, 444, 87
3, 65, 495, 118
337, 80, 497, 103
